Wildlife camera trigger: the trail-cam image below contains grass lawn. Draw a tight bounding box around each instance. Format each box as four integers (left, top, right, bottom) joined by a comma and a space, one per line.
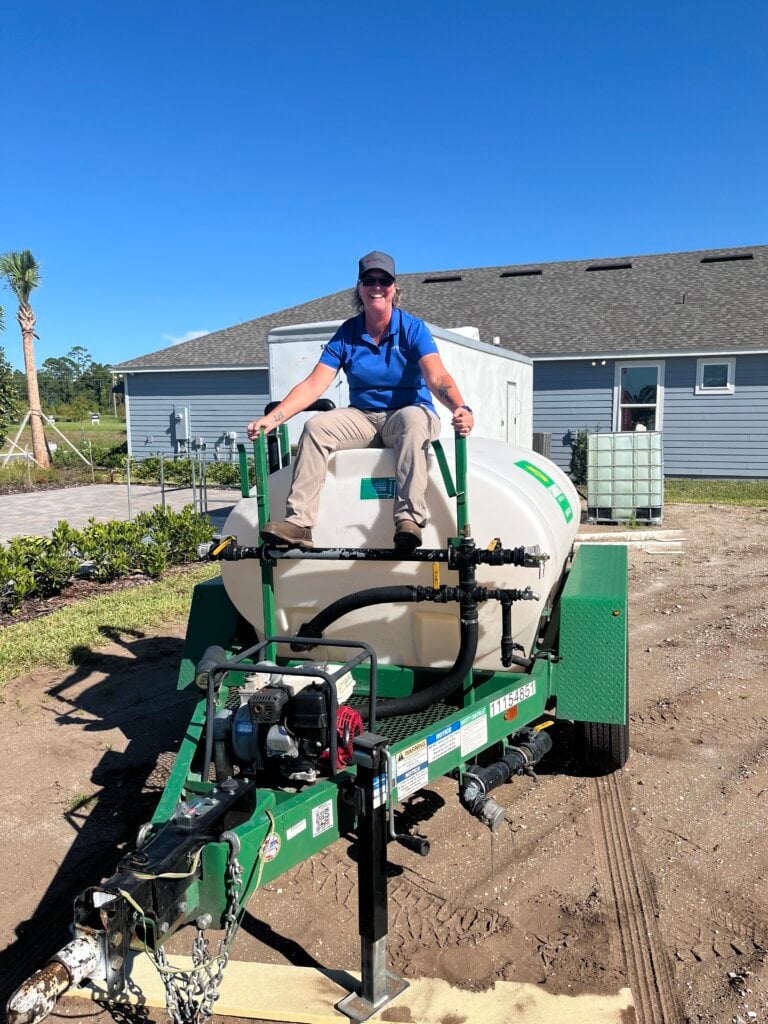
10, 412, 126, 450
0, 563, 218, 686
665, 478, 768, 506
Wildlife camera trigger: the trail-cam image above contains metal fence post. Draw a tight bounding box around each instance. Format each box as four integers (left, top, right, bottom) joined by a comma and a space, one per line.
159, 452, 166, 510
190, 451, 197, 514
126, 457, 133, 522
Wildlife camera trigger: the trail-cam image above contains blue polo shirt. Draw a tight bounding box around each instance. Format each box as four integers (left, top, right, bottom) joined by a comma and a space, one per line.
318, 308, 438, 412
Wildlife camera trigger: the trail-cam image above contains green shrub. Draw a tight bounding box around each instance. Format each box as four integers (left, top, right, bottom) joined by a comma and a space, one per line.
205, 461, 243, 486
0, 504, 215, 609
0, 461, 67, 489
77, 505, 214, 582
120, 455, 247, 488
0, 546, 36, 612
126, 456, 192, 485
569, 428, 589, 485
134, 505, 215, 564
52, 441, 127, 470
78, 520, 136, 581
0, 529, 80, 610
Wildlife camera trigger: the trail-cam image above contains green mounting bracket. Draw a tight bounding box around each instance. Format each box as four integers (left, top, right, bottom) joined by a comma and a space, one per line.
237, 442, 250, 497
431, 440, 456, 497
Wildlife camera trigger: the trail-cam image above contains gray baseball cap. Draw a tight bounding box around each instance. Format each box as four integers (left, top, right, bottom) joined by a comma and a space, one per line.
358, 250, 396, 279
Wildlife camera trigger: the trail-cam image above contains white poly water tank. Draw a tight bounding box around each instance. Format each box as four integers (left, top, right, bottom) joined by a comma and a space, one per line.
221, 439, 580, 671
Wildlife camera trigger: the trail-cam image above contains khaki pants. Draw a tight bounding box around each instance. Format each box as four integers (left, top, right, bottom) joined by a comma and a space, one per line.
285, 406, 442, 529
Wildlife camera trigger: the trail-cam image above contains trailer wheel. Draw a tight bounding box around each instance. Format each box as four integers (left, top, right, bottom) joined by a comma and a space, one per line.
574, 720, 629, 775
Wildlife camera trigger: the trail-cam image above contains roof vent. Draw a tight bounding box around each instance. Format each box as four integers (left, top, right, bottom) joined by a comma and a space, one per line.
586, 262, 632, 272
700, 253, 754, 264
500, 269, 542, 277
423, 274, 462, 283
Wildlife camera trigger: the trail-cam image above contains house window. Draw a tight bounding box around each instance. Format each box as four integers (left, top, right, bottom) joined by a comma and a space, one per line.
695, 357, 735, 395
614, 361, 664, 431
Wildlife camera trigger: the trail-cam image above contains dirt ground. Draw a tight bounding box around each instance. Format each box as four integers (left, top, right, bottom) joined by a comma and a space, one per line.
2, 502, 767, 1024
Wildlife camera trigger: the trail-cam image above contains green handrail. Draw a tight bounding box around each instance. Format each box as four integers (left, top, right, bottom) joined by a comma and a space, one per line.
431, 434, 469, 536
454, 432, 469, 537
254, 431, 277, 662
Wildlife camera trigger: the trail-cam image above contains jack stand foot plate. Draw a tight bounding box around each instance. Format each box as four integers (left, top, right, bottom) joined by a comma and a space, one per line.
336, 972, 409, 1022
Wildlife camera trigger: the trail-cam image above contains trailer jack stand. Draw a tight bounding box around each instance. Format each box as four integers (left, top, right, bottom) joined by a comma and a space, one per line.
337, 732, 408, 1022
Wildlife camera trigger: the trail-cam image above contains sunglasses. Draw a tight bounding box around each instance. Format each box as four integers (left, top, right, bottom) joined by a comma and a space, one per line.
360, 275, 394, 287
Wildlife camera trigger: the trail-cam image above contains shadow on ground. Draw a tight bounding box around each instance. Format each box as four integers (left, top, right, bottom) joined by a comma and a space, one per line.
0, 630, 195, 1011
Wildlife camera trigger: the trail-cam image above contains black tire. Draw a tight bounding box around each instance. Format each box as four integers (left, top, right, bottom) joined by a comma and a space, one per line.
574, 719, 629, 775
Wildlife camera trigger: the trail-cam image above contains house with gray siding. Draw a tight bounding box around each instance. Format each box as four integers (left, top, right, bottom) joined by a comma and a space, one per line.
114, 244, 768, 478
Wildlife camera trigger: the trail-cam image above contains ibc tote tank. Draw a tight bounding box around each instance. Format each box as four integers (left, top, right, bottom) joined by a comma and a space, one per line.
221, 438, 580, 672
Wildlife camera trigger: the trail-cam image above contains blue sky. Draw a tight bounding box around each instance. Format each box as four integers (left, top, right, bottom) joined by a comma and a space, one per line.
0, 1, 765, 370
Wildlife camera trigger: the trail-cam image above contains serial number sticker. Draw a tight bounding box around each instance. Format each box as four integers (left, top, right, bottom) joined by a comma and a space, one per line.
260, 832, 281, 863
427, 720, 461, 763
395, 738, 428, 801
373, 773, 386, 810
311, 799, 334, 838
286, 819, 307, 841
460, 707, 488, 758
489, 681, 537, 718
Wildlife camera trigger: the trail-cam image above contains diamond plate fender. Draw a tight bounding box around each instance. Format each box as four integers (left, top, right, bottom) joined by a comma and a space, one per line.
552, 544, 628, 724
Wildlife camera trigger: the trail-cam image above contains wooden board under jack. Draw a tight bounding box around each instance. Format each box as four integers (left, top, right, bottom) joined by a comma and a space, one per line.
69, 952, 634, 1024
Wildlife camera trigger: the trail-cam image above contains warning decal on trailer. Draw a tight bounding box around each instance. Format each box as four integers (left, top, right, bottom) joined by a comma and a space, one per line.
460, 707, 488, 758
395, 738, 428, 800
427, 720, 461, 763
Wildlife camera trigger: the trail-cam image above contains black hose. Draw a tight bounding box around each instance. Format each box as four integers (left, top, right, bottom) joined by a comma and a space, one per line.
375, 613, 478, 718
292, 587, 432, 651
293, 585, 479, 718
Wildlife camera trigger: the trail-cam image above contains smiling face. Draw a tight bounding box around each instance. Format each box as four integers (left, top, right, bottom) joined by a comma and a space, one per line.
358, 272, 396, 318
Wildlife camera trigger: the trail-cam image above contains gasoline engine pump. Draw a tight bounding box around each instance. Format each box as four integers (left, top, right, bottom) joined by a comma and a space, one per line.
207, 657, 364, 784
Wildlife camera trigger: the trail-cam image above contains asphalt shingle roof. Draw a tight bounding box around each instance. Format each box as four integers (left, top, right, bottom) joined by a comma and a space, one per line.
114, 244, 767, 371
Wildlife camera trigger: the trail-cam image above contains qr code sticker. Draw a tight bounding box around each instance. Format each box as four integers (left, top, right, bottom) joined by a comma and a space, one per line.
312, 799, 334, 838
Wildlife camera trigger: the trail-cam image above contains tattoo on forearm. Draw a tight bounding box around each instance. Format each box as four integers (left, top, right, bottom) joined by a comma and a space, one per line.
437, 384, 453, 401
273, 411, 285, 423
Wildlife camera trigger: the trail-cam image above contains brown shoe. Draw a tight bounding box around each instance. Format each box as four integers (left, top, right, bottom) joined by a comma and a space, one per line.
261, 520, 314, 549
393, 520, 422, 551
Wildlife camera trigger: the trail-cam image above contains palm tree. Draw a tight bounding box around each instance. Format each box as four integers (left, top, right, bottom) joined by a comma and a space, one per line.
0, 250, 49, 467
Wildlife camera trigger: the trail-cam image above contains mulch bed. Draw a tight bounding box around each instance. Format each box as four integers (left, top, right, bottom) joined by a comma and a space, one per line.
0, 575, 154, 629
0, 566, 196, 631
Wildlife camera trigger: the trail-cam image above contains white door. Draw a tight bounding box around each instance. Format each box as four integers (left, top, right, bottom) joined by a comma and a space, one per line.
505, 382, 518, 444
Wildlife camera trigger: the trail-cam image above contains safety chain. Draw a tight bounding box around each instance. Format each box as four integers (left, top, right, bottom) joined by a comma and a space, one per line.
154, 832, 244, 1024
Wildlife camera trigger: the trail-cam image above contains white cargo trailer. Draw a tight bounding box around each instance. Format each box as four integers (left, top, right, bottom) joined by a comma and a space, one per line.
267, 321, 533, 447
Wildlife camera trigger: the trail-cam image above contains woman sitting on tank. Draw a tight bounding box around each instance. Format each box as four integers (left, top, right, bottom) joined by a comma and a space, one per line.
246, 250, 474, 552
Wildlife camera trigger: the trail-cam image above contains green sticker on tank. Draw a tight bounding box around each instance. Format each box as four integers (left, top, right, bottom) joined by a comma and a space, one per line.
360, 477, 397, 500
514, 460, 574, 523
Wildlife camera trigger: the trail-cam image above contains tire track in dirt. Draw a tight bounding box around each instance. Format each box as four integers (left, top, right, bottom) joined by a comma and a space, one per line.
290, 845, 511, 964
387, 875, 511, 962
590, 772, 685, 1024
